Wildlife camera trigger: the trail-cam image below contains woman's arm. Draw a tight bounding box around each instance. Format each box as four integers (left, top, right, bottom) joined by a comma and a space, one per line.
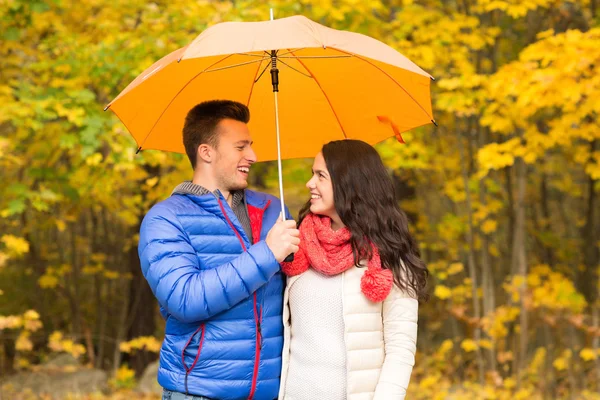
373, 285, 419, 400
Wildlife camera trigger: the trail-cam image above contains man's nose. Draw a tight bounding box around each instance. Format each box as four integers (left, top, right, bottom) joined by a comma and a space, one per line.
246, 146, 257, 164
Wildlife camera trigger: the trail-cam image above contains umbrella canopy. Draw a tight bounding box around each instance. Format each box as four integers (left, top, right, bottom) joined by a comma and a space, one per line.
106, 15, 434, 161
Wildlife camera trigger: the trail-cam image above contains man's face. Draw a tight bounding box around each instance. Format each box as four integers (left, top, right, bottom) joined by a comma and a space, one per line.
211, 119, 257, 192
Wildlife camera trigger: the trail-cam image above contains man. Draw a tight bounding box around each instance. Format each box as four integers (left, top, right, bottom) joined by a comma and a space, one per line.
138, 100, 299, 400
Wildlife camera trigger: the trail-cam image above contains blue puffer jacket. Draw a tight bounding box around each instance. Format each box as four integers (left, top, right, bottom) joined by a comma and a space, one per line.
138, 189, 289, 400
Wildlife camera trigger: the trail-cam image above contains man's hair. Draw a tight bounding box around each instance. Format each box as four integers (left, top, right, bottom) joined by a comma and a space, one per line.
183, 100, 250, 168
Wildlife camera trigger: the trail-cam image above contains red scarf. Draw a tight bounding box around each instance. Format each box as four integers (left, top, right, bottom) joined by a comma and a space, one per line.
281, 213, 393, 302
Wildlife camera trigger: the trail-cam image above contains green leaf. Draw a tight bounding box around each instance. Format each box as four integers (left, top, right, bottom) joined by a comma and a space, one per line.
7, 199, 26, 216
31, 1, 50, 13
3, 27, 21, 41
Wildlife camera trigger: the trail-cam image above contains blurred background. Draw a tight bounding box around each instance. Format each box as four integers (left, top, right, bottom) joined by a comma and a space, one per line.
1, 0, 599, 399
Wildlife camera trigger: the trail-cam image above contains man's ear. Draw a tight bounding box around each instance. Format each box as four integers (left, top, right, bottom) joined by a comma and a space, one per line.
197, 144, 213, 163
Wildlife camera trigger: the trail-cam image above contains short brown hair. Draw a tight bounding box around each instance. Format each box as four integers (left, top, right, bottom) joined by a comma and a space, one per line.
182, 100, 250, 168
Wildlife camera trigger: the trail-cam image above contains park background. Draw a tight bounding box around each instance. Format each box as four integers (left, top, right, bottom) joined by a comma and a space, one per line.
1, 0, 599, 399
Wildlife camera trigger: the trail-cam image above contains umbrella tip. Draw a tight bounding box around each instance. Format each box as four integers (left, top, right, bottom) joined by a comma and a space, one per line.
430, 76, 436, 82
136, 146, 142, 154
103, 104, 110, 111
431, 119, 438, 127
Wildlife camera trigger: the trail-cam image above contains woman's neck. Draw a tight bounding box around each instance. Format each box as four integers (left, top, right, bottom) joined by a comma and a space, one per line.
330, 214, 345, 231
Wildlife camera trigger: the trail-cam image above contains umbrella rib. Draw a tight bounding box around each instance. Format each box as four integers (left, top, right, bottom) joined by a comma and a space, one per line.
204, 58, 269, 73
278, 59, 312, 78
254, 59, 271, 83
286, 49, 348, 139
138, 54, 235, 150
247, 56, 266, 106
236, 52, 268, 58
278, 48, 305, 57
329, 47, 434, 121
278, 55, 352, 59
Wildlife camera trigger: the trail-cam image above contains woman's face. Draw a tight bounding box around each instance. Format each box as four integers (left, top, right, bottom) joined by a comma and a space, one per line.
306, 152, 337, 219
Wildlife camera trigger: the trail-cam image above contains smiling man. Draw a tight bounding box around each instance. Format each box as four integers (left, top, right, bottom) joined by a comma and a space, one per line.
138, 100, 300, 400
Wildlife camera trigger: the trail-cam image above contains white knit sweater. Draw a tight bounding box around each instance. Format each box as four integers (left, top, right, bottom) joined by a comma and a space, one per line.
285, 269, 346, 399
279, 264, 419, 400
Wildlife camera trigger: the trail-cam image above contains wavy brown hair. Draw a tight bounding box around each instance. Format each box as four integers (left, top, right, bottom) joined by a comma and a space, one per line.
299, 140, 429, 301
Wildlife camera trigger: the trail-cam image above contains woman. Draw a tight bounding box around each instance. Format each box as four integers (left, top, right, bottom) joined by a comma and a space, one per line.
279, 140, 428, 400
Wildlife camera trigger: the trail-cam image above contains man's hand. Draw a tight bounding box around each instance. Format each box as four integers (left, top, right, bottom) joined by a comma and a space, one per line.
266, 217, 300, 263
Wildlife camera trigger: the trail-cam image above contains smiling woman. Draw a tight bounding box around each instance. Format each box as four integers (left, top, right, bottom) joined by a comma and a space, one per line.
279, 139, 428, 400
306, 152, 339, 229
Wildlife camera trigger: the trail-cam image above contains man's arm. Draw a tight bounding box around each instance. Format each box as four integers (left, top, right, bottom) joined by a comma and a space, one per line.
138, 206, 280, 324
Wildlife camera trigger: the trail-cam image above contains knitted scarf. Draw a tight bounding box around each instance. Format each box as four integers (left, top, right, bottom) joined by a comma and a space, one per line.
281, 213, 393, 302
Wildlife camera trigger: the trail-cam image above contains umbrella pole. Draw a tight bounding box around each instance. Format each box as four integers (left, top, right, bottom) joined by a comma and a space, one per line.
270, 50, 286, 220
273, 90, 286, 220
269, 9, 286, 221
271, 43, 295, 262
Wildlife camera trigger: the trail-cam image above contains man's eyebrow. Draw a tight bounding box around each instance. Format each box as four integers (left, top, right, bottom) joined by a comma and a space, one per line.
234, 140, 253, 145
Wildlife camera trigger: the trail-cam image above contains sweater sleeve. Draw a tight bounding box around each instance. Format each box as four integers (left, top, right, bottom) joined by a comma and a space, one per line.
138, 205, 280, 324
373, 285, 419, 400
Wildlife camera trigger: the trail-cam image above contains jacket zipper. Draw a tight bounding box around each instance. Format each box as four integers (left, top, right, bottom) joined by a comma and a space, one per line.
217, 197, 263, 400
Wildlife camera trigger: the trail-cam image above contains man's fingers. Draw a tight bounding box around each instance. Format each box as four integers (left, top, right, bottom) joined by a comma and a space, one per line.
288, 228, 300, 237
289, 244, 300, 254
282, 219, 297, 229
290, 237, 301, 246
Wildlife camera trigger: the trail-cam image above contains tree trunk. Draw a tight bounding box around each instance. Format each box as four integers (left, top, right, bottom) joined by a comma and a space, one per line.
592, 306, 600, 393
70, 224, 82, 338
479, 127, 497, 374
126, 220, 158, 377
505, 167, 515, 268
539, 172, 555, 265
458, 131, 485, 384
112, 278, 130, 376
512, 157, 528, 384
579, 140, 598, 304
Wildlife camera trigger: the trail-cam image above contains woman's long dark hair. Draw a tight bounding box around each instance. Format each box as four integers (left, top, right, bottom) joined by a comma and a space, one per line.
299, 140, 429, 301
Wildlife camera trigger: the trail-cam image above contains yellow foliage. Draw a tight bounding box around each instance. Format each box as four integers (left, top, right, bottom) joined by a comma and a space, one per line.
55, 220, 66, 232
0, 315, 23, 330
48, 330, 86, 358
504, 377, 517, 389
120, 336, 162, 354
553, 357, 568, 371
481, 219, 498, 234
38, 274, 59, 289
110, 365, 137, 390
580, 348, 597, 362
447, 262, 464, 275
481, 306, 520, 339
461, 339, 479, 352
438, 339, 454, 356
528, 348, 547, 374
15, 331, 33, 352
553, 350, 572, 371
1, 235, 30, 256
434, 285, 452, 300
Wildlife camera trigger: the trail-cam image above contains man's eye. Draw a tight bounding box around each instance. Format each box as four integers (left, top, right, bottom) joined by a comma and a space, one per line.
236, 146, 244, 150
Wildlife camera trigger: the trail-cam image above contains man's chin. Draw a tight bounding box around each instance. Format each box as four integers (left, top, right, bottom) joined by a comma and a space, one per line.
230, 181, 249, 191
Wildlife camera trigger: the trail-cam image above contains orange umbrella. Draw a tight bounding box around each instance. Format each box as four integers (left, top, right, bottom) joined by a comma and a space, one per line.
106, 14, 435, 216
